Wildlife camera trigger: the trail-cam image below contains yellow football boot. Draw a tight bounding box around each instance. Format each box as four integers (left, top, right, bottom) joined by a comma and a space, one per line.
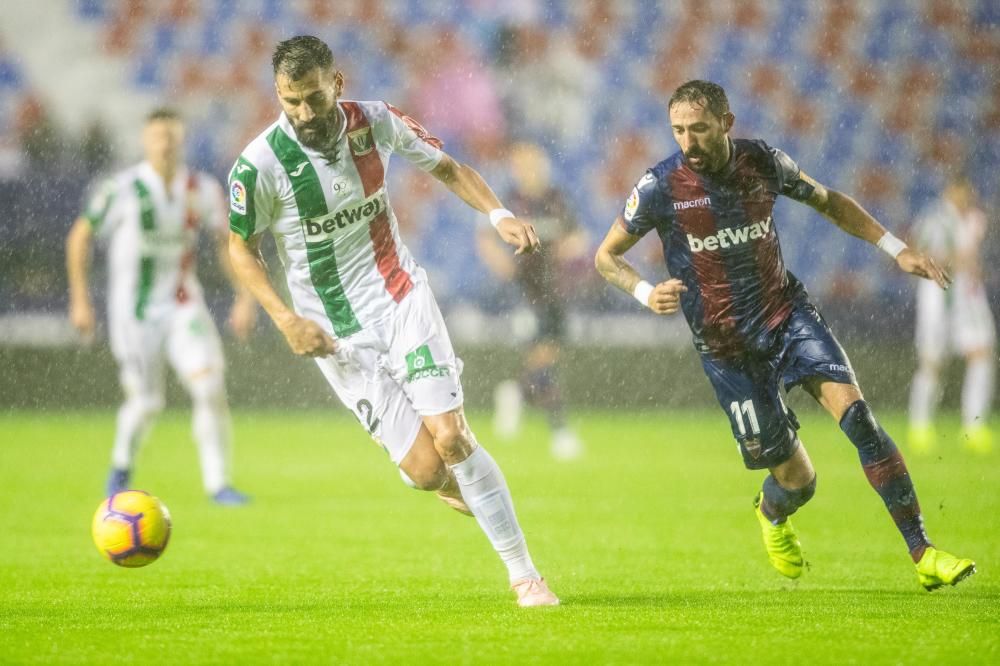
754, 492, 804, 579
962, 425, 993, 455
915, 547, 976, 591
907, 424, 937, 455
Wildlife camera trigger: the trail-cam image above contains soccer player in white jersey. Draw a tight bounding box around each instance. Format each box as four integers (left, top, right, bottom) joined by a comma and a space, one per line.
67, 108, 257, 504
908, 175, 996, 454
227, 36, 558, 607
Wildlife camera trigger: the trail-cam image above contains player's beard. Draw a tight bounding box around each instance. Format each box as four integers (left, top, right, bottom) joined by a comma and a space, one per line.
685, 138, 727, 173
292, 109, 343, 164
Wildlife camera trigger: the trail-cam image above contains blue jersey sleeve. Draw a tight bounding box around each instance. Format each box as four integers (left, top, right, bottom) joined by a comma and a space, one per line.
620, 171, 662, 237
768, 146, 815, 202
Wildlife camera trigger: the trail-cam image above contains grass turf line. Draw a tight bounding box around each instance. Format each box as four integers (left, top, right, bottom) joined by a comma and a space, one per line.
0, 409, 997, 664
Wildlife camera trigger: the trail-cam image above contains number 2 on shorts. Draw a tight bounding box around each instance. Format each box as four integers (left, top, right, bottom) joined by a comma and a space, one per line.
356, 399, 381, 434
729, 399, 760, 436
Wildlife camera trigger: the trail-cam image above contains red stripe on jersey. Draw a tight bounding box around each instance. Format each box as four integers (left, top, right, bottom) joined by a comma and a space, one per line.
184, 173, 199, 229
386, 103, 443, 149
732, 153, 792, 332
341, 101, 413, 302
668, 168, 740, 355
176, 173, 200, 304
341, 101, 385, 195
369, 211, 413, 302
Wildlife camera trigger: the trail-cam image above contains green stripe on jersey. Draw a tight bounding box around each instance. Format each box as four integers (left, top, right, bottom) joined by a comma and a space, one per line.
135, 257, 155, 320
266, 126, 361, 337
85, 181, 117, 232
133, 180, 155, 320
229, 156, 258, 240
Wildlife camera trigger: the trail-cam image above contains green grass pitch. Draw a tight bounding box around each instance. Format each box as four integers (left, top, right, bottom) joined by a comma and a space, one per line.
1, 408, 997, 664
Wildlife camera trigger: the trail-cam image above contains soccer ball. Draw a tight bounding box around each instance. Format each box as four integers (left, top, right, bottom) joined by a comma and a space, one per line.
91, 490, 172, 567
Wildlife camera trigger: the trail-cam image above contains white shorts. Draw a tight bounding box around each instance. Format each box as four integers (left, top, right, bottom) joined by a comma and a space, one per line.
313, 281, 464, 465
916, 277, 996, 362
109, 300, 225, 400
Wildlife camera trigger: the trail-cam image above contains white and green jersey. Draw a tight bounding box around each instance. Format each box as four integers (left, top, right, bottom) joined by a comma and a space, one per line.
912, 198, 987, 265
228, 100, 444, 338
83, 162, 226, 323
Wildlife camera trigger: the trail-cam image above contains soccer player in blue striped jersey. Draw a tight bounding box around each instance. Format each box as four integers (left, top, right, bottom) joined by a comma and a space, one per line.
595, 80, 976, 590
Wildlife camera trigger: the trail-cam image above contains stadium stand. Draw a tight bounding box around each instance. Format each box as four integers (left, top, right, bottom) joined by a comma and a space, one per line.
1, 0, 998, 321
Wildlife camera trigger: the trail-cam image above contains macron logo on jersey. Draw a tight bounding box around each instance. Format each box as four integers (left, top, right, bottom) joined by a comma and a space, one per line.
303, 189, 388, 240
688, 217, 773, 253
673, 197, 712, 211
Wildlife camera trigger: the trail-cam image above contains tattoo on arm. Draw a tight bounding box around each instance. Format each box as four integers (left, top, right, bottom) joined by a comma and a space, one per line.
801, 172, 830, 212
595, 222, 643, 294
800, 173, 886, 244
604, 253, 643, 294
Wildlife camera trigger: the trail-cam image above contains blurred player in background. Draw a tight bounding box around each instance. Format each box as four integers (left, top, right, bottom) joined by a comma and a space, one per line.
226, 36, 557, 607
66, 108, 256, 505
477, 142, 587, 461
595, 80, 976, 590
908, 175, 995, 454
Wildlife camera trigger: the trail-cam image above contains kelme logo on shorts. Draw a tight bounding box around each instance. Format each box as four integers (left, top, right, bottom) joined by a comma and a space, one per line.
405, 344, 450, 382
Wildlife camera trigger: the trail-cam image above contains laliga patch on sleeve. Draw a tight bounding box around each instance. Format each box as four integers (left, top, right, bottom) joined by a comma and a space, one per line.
230, 180, 247, 215
624, 188, 640, 221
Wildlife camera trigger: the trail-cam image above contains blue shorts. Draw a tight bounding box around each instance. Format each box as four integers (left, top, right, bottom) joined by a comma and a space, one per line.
700, 302, 856, 470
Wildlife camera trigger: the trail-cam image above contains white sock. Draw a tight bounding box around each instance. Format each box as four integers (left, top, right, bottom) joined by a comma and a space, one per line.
962, 357, 994, 428
909, 367, 939, 427
493, 380, 523, 439
449, 446, 539, 583
111, 394, 161, 470
187, 374, 231, 494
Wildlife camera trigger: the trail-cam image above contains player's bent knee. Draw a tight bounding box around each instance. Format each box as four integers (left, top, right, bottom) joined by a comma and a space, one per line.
127, 392, 165, 420
763, 473, 816, 517
839, 400, 897, 464
429, 418, 472, 458
184, 369, 226, 405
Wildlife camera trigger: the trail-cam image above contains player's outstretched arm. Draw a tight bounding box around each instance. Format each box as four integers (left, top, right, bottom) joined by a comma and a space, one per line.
430, 154, 539, 255
66, 217, 96, 341
228, 231, 336, 357
595, 219, 686, 315
800, 172, 952, 290
213, 229, 257, 340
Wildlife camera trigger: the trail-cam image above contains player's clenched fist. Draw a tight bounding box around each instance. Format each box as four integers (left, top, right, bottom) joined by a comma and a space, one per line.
277, 314, 337, 357
496, 217, 541, 255
647, 278, 688, 315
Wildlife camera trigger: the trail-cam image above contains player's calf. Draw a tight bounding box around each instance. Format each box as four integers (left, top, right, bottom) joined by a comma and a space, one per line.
839, 399, 932, 560
426, 412, 476, 465
399, 436, 472, 515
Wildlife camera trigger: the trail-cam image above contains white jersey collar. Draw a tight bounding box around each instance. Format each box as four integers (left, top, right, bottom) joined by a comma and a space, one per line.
138, 161, 189, 199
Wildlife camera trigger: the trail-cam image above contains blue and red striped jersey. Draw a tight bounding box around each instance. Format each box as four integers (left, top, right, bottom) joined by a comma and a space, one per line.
621, 138, 814, 357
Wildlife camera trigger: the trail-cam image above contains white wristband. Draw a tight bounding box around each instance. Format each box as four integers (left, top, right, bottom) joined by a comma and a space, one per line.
488, 208, 515, 228
877, 232, 907, 259
633, 280, 654, 308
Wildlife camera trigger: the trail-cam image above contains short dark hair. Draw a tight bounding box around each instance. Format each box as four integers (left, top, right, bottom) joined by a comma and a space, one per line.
146, 107, 181, 124
272, 35, 335, 80
669, 80, 730, 119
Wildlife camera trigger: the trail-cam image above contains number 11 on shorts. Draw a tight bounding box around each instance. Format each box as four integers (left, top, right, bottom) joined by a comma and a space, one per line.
730, 399, 760, 436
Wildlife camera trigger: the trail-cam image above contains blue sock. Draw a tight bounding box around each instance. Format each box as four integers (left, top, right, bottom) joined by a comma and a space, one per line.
760, 474, 816, 523
840, 400, 931, 561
